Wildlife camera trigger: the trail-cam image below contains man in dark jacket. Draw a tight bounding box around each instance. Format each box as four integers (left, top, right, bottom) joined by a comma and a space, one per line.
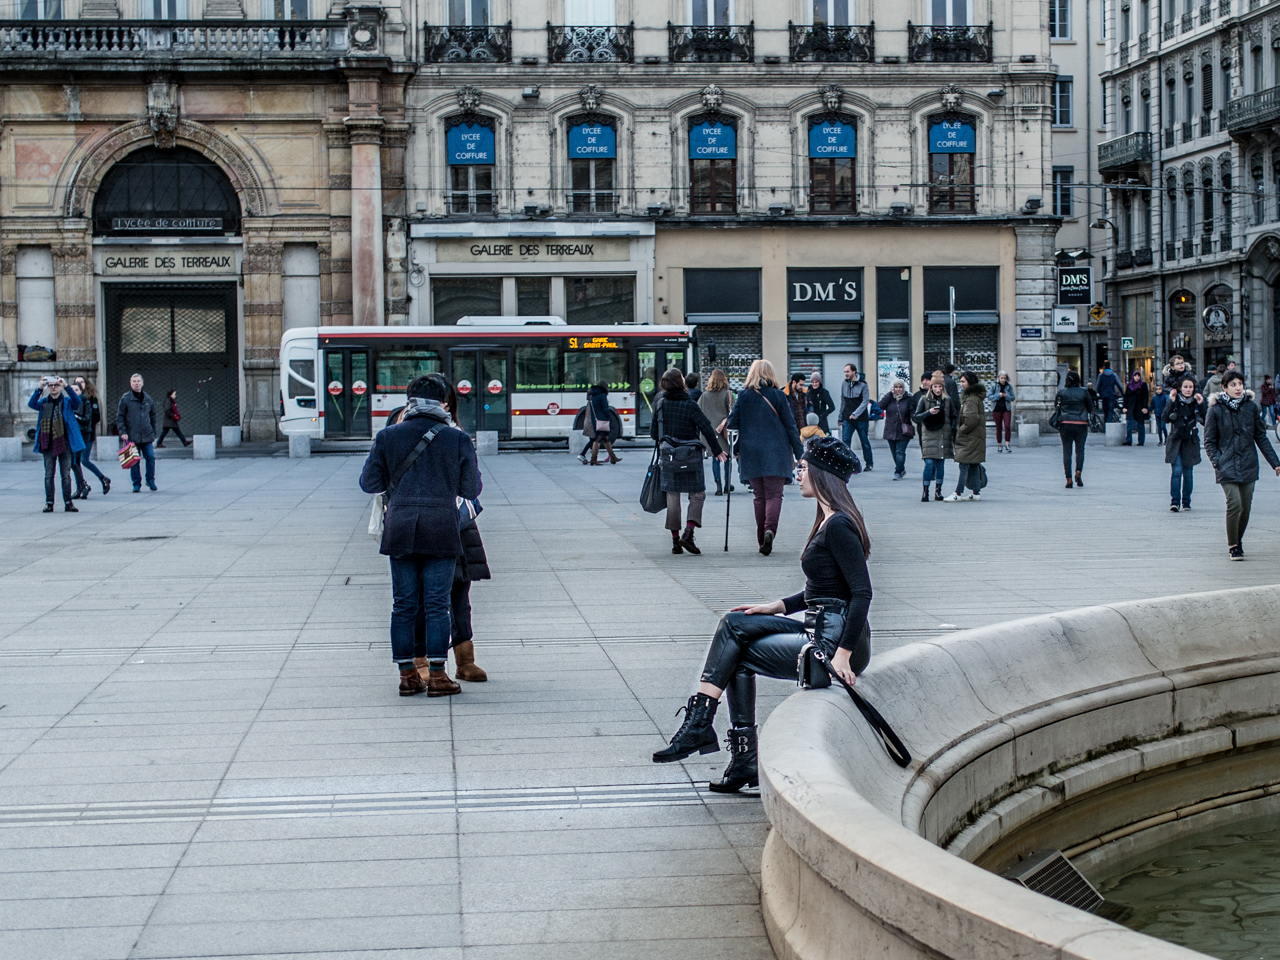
941, 363, 962, 413
809, 372, 835, 434
837, 364, 874, 471
1094, 364, 1124, 423
1203, 371, 1280, 559
116, 373, 158, 492
360, 373, 481, 697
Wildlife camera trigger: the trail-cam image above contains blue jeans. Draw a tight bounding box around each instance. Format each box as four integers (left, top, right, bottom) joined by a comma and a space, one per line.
1170, 456, 1194, 507
923, 458, 945, 484
129, 441, 155, 489
1156, 414, 1168, 443
955, 462, 981, 494
77, 445, 106, 482
1125, 416, 1145, 445
389, 555, 455, 669
886, 439, 910, 475
841, 419, 873, 467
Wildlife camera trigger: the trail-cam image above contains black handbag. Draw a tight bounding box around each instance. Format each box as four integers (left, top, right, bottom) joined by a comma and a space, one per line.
656, 400, 705, 473
1048, 398, 1062, 430
639, 449, 665, 513
797, 642, 912, 769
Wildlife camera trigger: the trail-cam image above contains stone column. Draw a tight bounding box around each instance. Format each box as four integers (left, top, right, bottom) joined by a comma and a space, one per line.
1013, 223, 1058, 428
345, 75, 385, 327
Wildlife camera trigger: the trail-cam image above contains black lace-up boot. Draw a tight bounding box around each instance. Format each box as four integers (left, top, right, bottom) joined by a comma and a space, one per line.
708, 725, 758, 793
652, 693, 720, 762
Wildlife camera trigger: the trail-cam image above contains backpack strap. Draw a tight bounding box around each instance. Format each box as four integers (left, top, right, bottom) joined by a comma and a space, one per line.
386, 424, 443, 501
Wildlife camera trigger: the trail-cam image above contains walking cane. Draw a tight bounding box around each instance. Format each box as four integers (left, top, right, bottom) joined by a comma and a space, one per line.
724, 429, 738, 552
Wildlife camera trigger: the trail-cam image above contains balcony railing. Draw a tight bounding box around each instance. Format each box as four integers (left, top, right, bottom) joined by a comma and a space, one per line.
1139, 32, 1150, 55
1226, 84, 1280, 133
570, 192, 618, 215
547, 23, 633, 63
1182, 238, 1194, 258
1163, 127, 1174, 148
1220, 0, 1232, 14
1200, 3, 1212, 22
1200, 115, 1213, 137
788, 21, 874, 62
1181, 120, 1193, 142
1133, 247, 1154, 265
1165, 241, 1178, 260
1181, 12, 1192, 31
1163, 21, 1175, 39
1098, 131, 1152, 171
1115, 250, 1134, 269
1119, 41, 1129, 65
1221, 230, 1232, 251
0, 19, 349, 57
424, 22, 511, 62
668, 22, 754, 62
907, 22, 992, 62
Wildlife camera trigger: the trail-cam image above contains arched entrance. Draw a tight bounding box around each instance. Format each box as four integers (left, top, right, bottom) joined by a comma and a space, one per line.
95, 147, 242, 435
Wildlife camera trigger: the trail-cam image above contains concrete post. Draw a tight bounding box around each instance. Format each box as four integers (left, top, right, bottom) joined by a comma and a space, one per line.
192, 435, 216, 460
1105, 422, 1125, 446
1017, 423, 1040, 447
289, 434, 311, 458
475, 430, 499, 457
221, 425, 242, 448
0, 436, 21, 461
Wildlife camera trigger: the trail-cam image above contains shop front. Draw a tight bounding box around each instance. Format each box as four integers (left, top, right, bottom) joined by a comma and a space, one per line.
406, 222, 656, 326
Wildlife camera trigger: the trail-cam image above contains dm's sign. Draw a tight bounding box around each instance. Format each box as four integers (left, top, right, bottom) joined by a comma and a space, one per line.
447, 123, 495, 165
787, 268, 861, 314
1057, 267, 1092, 305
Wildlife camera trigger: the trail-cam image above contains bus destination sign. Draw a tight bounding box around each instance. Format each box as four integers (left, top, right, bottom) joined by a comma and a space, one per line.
568, 337, 621, 350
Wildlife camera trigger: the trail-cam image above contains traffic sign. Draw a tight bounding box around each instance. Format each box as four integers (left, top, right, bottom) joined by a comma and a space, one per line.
1121, 337, 1135, 350
1089, 304, 1107, 322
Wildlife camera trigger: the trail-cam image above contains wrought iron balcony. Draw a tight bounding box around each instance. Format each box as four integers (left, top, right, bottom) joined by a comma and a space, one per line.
1119, 42, 1129, 65
1139, 32, 1150, 55
1133, 247, 1154, 265
1098, 132, 1152, 172
668, 22, 754, 62
788, 21, 874, 62
907, 22, 992, 62
1181, 12, 1192, 31
1221, 0, 1232, 14
0, 19, 354, 60
1182, 238, 1194, 258
1115, 250, 1134, 269
547, 23, 633, 63
1163, 21, 1174, 39
1226, 85, 1280, 134
424, 22, 511, 63
1163, 127, 1174, 148
1200, 3, 1212, 22
1181, 120, 1193, 142
1165, 241, 1177, 260
1200, 115, 1213, 137
1221, 230, 1232, 251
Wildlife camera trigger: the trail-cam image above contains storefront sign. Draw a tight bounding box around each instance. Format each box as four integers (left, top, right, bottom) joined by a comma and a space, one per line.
787, 268, 861, 314
100, 247, 238, 276
808, 120, 855, 158
435, 238, 630, 263
929, 121, 974, 153
1204, 304, 1231, 342
447, 123, 495, 165
568, 123, 616, 159
1052, 307, 1079, 333
1057, 267, 1092, 305
1019, 327, 1044, 339
689, 121, 736, 159
111, 217, 222, 232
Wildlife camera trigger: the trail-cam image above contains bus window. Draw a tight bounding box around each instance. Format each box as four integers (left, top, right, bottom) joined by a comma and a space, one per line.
515, 344, 561, 390
564, 350, 629, 391
375, 350, 442, 392
287, 358, 315, 400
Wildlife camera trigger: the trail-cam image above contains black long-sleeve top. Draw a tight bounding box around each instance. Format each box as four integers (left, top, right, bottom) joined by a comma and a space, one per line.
781, 513, 872, 651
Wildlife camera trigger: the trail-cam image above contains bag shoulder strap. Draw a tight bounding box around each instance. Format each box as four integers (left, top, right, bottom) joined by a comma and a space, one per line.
757, 389, 781, 421
812, 648, 912, 768
386, 423, 443, 500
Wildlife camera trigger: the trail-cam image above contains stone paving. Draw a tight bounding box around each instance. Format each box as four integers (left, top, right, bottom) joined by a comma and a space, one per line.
2, 433, 1280, 959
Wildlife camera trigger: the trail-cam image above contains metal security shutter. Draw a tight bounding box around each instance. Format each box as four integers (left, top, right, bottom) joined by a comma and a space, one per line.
105, 284, 239, 435
877, 322, 910, 362
696, 323, 761, 390
786, 322, 863, 353
924, 323, 998, 380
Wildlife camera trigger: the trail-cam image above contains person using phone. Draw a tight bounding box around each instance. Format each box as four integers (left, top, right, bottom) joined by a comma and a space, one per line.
28, 376, 84, 513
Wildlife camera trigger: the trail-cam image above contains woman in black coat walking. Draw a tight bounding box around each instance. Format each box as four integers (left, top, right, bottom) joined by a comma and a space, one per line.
878, 379, 915, 480
652, 368, 725, 555
726, 359, 805, 556
1054, 371, 1093, 488
586, 383, 620, 465
1203, 371, 1280, 559
1164, 375, 1204, 512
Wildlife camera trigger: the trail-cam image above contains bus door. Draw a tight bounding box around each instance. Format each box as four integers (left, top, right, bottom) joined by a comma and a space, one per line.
636, 347, 690, 436
450, 348, 512, 438
324, 347, 372, 439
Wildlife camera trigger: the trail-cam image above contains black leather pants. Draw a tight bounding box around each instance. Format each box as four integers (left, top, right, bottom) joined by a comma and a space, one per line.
699, 609, 846, 727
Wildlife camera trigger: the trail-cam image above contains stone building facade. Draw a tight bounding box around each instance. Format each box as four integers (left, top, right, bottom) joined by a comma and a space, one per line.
1098, 0, 1280, 388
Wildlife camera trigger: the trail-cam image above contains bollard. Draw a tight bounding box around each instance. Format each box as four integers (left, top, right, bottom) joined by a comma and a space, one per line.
288, 434, 311, 459
221, 425, 242, 448
475, 430, 499, 457
0, 437, 21, 462
870, 419, 883, 441
1017, 422, 1040, 448
191, 435, 216, 460
569, 430, 590, 458
1104, 421, 1126, 446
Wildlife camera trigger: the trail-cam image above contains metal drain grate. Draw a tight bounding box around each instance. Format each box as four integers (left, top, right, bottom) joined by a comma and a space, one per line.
1004, 849, 1105, 913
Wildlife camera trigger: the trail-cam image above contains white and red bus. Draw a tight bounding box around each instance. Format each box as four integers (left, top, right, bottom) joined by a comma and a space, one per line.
280, 320, 694, 441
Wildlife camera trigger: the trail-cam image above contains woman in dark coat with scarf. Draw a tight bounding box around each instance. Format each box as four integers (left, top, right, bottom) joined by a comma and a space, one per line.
878, 379, 915, 480
1122, 371, 1150, 446
28, 377, 84, 512
652, 368, 725, 555
1164, 374, 1204, 512
727, 359, 805, 555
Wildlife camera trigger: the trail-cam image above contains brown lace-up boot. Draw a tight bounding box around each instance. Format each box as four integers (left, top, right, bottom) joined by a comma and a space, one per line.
427, 669, 462, 697
453, 641, 487, 682
399, 669, 426, 697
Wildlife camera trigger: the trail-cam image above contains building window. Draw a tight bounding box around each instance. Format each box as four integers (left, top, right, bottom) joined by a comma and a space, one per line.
1203, 175, 1214, 233
1184, 182, 1195, 239
449, 0, 489, 25
446, 120, 496, 216
1222, 170, 1232, 240
1255, 165, 1265, 224
1202, 63, 1214, 118
568, 276, 635, 324
930, 0, 970, 24
433, 277, 501, 324
808, 114, 856, 213
1183, 75, 1193, 124
1120, 2, 1130, 44
691, 0, 733, 26
146, 0, 186, 17
1253, 45, 1264, 92
262, 0, 307, 17
1122, 93, 1132, 134
689, 117, 737, 214
568, 118, 617, 214
812, 0, 851, 24
928, 117, 975, 212
1052, 167, 1074, 217
19, 0, 62, 17
1053, 78, 1074, 126
1166, 177, 1178, 244
1050, 0, 1070, 37
1222, 61, 1232, 107
1165, 80, 1175, 130
567, 0, 615, 24
1141, 89, 1151, 131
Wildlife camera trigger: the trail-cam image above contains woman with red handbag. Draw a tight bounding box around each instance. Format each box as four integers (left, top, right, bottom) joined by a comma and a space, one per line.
156, 389, 191, 448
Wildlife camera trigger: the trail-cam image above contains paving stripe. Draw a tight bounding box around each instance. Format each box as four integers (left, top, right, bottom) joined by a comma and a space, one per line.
0, 782, 747, 827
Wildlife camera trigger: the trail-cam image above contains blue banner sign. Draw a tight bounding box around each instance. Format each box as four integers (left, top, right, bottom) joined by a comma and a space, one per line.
930, 121, 975, 154
447, 123, 495, 165
568, 122, 616, 159
808, 120, 855, 158
689, 121, 736, 159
